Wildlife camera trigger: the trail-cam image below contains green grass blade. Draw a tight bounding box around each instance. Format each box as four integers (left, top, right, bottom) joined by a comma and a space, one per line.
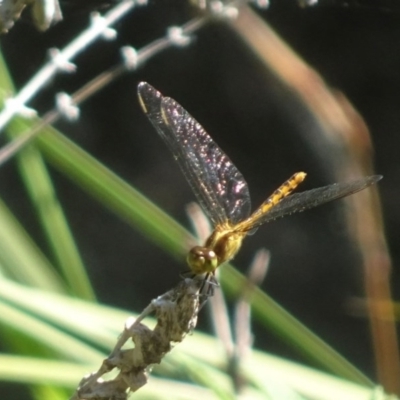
0, 48, 373, 387
220, 265, 372, 386
0, 50, 95, 300
0, 279, 121, 346
21, 125, 370, 385
0, 197, 65, 291
35, 125, 192, 259
0, 283, 384, 399
180, 334, 385, 400
0, 356, 223, 399
0, 299, 104, 363
0, 355, 96, 387
8, 131, 94, 300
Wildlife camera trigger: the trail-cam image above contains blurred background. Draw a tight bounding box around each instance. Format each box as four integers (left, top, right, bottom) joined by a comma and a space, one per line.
0, 0, 399, 395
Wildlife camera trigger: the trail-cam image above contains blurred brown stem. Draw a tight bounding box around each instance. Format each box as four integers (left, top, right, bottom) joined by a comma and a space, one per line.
228, 5, 399, 394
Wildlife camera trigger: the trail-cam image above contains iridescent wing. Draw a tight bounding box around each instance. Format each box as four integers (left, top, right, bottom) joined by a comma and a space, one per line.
234, 175, 382, 232
138, 82, 251, 226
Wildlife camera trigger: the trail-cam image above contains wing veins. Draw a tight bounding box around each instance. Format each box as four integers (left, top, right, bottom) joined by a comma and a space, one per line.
235, 175, 382, 232
138, 82, 251, 226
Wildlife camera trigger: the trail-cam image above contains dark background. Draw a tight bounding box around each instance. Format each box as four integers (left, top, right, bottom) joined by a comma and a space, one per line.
0, 0, 399, 394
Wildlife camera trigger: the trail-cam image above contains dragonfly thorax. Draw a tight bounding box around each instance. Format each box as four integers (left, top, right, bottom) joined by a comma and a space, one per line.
187, 227, 246, 275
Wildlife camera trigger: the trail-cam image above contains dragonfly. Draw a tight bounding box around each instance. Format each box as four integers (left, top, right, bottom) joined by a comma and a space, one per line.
137, 82, 382, 280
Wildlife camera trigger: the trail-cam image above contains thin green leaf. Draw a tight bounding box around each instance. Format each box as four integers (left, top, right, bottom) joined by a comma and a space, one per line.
29, 126, 370, 384
0, 197, 65, 292
0, 298, 104, 363
0, 280, 390, 399
0, 50, 95, 301
35, 125, 192, 259
0, 52, 374, 388
0, 279, 122, 346
220, 265, 373, 386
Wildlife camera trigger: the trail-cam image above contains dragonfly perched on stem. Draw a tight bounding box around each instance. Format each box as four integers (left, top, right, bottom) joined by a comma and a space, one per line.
137, 82, 382, 288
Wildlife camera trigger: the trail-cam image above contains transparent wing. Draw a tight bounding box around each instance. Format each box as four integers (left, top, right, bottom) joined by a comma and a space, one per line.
237, 175, 382, 232
138, 82, 251, 226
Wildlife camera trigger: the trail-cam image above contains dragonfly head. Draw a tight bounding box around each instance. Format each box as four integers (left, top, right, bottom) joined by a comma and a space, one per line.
187, 246, 218, 275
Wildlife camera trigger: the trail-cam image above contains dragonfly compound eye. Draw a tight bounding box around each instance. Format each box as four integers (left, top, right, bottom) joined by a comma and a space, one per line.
187, 246, 218, 274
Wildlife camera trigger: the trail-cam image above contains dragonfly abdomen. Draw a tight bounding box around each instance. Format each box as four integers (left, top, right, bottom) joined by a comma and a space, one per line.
261, 172, 306, 212
234, 171, 307, 233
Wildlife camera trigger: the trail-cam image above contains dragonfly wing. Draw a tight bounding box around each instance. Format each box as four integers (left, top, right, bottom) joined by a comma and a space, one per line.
138, 82, 251, 226
138, 82, 177, 155
160, 96, 251, 226
242, 175, 382, 230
